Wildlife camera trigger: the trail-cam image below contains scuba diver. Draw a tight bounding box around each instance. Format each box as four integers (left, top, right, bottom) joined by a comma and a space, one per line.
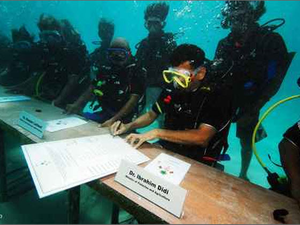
110, 44, 233, 168
279, 120, 300, 207
60, 19, 84, 46
6, 14, 89, 109
89, 18, 115, 78
65, 37, 146, 128
0, 26, 35, 87
135, 2, 177, 127
214, 1, 294, 181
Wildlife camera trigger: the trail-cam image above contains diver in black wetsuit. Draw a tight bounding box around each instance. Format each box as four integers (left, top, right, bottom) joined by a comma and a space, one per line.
66, 37, 146, 128
111, 44, 233, 167
279, 120, 300, 208
5, 14, 89, 109
214, 1, 293, 181
0, 26, 35, 87
135, 2, 177, 127
89, 18, 115, 79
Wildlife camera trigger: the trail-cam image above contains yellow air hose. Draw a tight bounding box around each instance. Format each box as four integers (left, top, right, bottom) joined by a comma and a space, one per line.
35, 72, 46, 99
252, 94, 300, 173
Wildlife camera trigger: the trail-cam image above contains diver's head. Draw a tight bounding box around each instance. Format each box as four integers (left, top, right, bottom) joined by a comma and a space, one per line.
98, 18, 115, 45
221, 1, 266, 35
37, 14, 63, 47
60, 19, 81, 44
11, 25, 34, 44
107, 37, 131, 66
11, 25, 34, 51
37, 14, 61, 32
0, 33, 11, 48
164, 44, 207, 92
144, 2, 169, 35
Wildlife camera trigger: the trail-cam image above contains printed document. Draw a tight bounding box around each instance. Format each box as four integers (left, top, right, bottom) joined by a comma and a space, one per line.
46, 117, 87, 132
22, 134, 149, 198
0, 95, 30, 103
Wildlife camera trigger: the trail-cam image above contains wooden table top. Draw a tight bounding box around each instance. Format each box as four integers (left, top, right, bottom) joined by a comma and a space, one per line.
91, 144, 300, 224
1, 86, 300, 224
0, 87, 109, 144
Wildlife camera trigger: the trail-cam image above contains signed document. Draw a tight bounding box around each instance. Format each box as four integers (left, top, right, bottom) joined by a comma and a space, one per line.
22, 134, 149, 198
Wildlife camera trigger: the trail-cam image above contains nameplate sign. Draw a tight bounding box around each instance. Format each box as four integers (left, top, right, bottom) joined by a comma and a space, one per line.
115, 160, 187, 218
18, 111, 46, 138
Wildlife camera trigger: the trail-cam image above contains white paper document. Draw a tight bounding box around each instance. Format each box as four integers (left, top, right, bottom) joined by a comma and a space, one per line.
46, 117, 87, 132
22, 134, 150, 198
0, 95, 30, 103
145, 153, 191, 185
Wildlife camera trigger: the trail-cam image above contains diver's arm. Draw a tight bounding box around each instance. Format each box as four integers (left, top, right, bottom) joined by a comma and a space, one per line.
101, 94, 140, 127
110, 110, 158, 136
156, 124, 216, 146
129, 110, 158, 130
65, 84, 94, 114
53, 74, 80, 107
279, 139, 300, 205
125, 123, 217, 149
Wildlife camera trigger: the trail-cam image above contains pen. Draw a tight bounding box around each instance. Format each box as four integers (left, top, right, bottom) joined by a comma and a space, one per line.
113, 121, 122, 138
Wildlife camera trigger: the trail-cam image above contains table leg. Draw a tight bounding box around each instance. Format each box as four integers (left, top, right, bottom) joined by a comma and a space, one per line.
111, 203, 120, 224
0, 128, 7, 202
68, 186, 80, 224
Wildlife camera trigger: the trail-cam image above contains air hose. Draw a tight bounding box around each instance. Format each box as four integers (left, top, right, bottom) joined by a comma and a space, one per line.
252, 95, 300, 174
35, 72, 46, 99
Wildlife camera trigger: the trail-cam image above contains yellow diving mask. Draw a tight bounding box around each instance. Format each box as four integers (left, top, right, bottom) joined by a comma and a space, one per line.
163, 68, 194, 88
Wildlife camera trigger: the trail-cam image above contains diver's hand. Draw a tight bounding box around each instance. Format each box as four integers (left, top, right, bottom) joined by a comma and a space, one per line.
5, 86, 24, 94
65, 103, 82, 115
125, 130, 158, 149
52, 99, 65, 108
101, 118, 115, 128
110, 121, 130, 136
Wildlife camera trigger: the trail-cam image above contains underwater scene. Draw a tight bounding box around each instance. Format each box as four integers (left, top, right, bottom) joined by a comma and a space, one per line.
0, 0, 299, 223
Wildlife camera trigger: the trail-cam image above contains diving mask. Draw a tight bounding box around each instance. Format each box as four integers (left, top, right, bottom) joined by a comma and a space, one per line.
12, 41, 32, 51
145, 20, 163, 28
107, 48, 130, 62
163, 68, 195, 89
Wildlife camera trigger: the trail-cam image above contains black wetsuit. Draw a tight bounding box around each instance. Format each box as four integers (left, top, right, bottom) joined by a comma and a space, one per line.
284, 121, 300, 149
135, 32, 177, 88
87, 62, 146, 123
214, 25, 289, 140
152, 83, 233, 165
0, 41, 36, 86
89, 44, 110, 71
34, 40, 89, 104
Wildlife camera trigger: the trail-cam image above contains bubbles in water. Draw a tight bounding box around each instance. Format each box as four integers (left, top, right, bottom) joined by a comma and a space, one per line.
133, 1, 139, 9
0, 5, 8, 13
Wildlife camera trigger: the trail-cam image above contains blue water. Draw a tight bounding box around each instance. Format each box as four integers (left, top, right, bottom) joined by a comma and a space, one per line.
0, 0, 299, 188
